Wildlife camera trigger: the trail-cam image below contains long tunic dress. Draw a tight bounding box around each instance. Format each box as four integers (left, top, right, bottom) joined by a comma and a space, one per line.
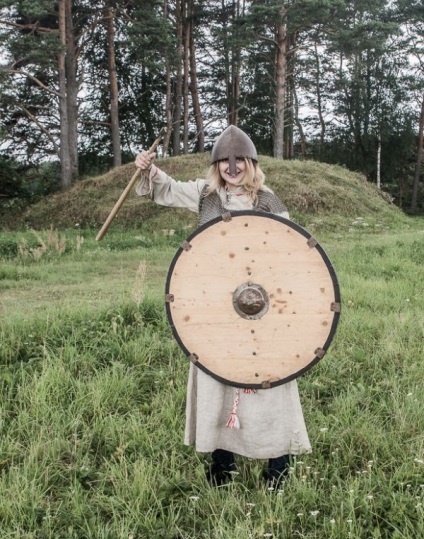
136, 166, 312, 459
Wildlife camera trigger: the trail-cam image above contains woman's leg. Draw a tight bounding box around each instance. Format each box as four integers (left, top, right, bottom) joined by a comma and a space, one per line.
206, 449, 236, 486
263, 454, 291, 488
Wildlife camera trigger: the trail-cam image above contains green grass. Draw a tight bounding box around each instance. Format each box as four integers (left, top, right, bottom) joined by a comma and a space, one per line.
0, 218, 423, 538
0, 227, 188, 324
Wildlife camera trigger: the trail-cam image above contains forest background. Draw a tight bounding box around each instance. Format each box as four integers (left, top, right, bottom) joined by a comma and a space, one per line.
0, 0, 423, 214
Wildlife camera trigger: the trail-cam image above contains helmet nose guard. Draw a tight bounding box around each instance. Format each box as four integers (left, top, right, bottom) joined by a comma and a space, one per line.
210, 125, 258, 177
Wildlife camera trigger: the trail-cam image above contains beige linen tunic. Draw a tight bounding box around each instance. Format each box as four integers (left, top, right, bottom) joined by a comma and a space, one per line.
136, 166, 312, 458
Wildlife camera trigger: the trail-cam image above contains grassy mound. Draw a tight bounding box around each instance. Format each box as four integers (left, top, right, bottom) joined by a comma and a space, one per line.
0, 154, 405, 232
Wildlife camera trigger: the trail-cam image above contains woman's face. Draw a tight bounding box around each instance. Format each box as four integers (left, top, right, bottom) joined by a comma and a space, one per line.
218, 158, 246, 189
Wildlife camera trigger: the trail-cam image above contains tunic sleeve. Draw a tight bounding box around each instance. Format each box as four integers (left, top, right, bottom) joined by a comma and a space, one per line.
278, 210, 290, 219
135, 166, 207, 214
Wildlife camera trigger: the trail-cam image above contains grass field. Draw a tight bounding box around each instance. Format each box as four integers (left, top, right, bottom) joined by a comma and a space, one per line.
0, 216, 423, 538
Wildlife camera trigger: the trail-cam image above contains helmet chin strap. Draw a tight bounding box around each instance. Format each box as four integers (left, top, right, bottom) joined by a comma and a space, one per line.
229, 155, 237, 177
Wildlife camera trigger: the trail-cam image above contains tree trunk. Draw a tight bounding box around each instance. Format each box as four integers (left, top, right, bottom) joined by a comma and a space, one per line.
182, 0, 190, 154
273, 7, 287, 159
293, 86, 307, 158
163, 54, 173, 156
376, 134, 381, 190
410, 94, 424, 213
173, 0, 183, 155
58, 0, 72, 189
188, 2, 204, 152
284, 78, 293, 159
285, 35, 296, 159
163, 57, 173, 156
231, 67, 240, 126
106, 5, 121, 167
314, 41, 325, 152
163, 0, 173, 156
221, 0, 231, 125
64, 0, 79, 181
229, 0, 241, 126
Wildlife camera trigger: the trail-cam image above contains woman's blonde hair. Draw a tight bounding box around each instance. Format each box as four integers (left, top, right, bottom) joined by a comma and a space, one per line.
205, 158, 266, 202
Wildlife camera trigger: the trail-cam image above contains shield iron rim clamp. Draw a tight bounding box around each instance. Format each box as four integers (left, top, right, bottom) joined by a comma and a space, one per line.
165, 211, 341, 389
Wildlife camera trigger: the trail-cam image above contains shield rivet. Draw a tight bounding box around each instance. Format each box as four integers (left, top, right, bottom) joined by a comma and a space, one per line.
232, 282, 269, 320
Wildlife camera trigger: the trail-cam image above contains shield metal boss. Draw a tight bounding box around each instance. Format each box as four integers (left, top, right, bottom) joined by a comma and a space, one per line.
165, 211, 341, 389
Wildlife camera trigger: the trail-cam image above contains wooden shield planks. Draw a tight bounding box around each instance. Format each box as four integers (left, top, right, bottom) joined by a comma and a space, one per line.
165, 211, 340, 389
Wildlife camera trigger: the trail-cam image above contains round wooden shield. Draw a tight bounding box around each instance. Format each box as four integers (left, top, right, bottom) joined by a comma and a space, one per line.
165, 211, 340, 389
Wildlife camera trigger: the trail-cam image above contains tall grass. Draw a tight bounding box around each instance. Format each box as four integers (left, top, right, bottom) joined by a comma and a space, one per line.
0, 222, 423, 538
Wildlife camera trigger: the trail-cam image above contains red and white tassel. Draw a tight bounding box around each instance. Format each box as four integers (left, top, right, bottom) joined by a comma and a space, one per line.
225, 388, 258, 429
226, 388, 241, 429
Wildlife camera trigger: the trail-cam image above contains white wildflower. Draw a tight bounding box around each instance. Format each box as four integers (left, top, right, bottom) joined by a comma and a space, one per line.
330, 519, 336, 524
310, 510, 319, 517
320, 427, 328, 432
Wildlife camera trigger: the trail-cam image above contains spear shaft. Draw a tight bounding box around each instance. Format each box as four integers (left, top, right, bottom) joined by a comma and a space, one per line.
96, 128, 165, 241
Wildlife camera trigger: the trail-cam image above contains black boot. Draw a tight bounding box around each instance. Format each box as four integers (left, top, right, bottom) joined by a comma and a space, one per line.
263, 454, 291, 489
206, 449, 236, 487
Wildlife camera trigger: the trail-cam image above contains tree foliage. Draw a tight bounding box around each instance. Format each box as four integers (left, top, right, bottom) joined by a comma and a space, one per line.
0, 0, 422, 211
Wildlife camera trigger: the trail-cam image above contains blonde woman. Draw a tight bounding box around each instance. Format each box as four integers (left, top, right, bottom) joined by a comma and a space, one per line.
134, 125, 311, 488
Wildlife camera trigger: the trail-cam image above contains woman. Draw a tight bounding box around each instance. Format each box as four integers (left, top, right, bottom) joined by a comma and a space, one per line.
134, 125, 311, 487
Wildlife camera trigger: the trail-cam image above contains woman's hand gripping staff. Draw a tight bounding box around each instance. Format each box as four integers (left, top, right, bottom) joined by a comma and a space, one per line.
95, 127, 165, 241
134, 150, 155, 172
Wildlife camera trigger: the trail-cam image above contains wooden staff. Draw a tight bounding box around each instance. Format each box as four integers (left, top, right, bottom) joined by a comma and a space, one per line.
96, 127, 166, 241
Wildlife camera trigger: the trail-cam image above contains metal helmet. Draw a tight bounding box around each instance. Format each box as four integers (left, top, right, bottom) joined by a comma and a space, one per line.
210, 125, 258, 176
